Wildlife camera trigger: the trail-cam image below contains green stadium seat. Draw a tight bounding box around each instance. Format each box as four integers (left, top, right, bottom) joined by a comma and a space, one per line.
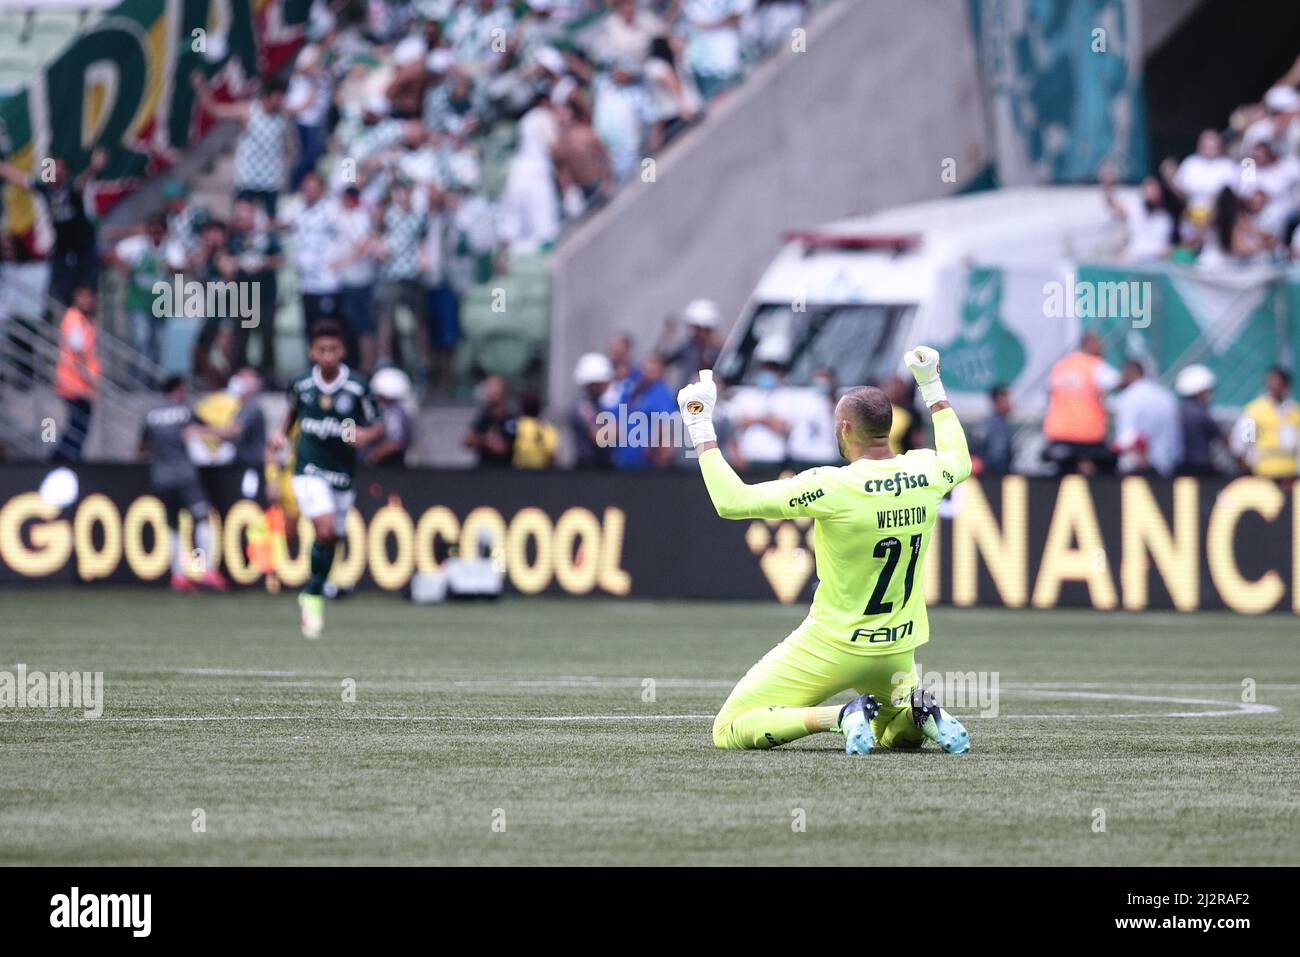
475, 331, 534, 380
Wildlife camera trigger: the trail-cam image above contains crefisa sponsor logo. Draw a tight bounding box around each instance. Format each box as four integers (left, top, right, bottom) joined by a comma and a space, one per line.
0, 664, 103, 719
864, 472, 929, 497
49, 887, 151, 937
788, 488, 825, 508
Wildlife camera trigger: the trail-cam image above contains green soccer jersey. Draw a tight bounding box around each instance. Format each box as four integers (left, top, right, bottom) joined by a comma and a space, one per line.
289, 365, 378, 490
698, 408, 972, 655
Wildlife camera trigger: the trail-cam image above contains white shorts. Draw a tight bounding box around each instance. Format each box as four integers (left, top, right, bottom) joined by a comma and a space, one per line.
290, 475, 355, 532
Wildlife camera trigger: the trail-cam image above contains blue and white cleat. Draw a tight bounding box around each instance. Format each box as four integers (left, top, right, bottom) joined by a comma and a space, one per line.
911, 688, 970, 753
839, 693, 880, 756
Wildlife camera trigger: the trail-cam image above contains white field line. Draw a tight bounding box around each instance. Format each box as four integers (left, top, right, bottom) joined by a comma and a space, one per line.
0, 686, 1279, 723
4, 667, 1297, 693
0, 713, 716, 723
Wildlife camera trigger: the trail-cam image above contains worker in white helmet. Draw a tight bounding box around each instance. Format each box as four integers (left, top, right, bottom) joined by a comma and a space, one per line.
1174, 364, 1224, 477
571, 352, 615, 468
363, 368, 413, 467
657, 298, 723, 389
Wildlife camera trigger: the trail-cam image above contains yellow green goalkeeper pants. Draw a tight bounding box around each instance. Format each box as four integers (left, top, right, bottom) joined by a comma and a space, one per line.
712, 621, 926, 750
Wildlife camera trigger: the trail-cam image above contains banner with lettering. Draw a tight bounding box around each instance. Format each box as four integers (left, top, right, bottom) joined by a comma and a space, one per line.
1, 465, 1295, 614
0, 0, 310, 239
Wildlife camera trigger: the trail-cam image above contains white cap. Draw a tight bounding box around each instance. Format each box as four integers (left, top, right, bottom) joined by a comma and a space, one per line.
1175, 364, 1216, 397
425, 48, 456, 74
372, 367, 412, 400
754, 335, 792, 365
534, 46, 566, 77
393, 35, 428, 67
682, 298, 720, 328
1264, 85, 1299, 112
574, 352, 614, 385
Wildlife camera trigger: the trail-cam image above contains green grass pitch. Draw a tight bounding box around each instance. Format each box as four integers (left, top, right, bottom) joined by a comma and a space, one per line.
2, 588, 1298, 866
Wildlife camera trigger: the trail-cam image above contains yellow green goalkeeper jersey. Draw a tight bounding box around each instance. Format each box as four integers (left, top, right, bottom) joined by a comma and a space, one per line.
698, 408, 972, 655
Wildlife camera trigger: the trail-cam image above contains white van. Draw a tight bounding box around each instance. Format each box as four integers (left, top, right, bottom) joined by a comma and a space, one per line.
716, 185, 1130, 413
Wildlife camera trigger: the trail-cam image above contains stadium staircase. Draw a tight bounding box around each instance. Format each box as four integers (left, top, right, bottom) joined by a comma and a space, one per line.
0, 269, 168, 462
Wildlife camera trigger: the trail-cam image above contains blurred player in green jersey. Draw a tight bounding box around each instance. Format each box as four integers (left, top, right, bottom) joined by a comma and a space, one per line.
268, 320, 382, 638
677, 346, 972, 755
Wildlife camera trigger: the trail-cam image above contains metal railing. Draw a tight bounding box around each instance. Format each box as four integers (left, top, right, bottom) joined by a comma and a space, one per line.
0, 266, 168, 461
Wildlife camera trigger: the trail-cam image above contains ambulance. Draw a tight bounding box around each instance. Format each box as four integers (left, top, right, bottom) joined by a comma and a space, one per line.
715, 185, 1132, 415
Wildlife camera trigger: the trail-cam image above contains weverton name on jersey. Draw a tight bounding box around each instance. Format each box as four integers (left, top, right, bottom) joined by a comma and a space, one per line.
877, 506, 928, 528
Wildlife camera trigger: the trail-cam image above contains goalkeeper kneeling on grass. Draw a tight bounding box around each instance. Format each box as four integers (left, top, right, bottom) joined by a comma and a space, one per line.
678, 347, 973, 755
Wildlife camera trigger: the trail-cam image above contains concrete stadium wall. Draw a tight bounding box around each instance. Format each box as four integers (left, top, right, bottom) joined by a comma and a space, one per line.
548, 0, 992, 422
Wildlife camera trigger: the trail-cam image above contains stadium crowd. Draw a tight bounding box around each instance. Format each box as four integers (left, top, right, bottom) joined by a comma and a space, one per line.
2, 0, 817, 394
4, 9, 1298, 477
1106, 53, 1300, 265
459, 309, 1300, 479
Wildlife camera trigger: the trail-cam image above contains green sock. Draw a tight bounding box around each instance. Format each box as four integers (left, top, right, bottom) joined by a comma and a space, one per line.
306, 541, 336, 596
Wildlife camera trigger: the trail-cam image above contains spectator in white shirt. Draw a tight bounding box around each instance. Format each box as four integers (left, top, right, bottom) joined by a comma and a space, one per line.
1103, 172, 1174, 262
1112, 359, 1182, 476
333, 185, 380, 374
282, 170, 342, 331
419, 188, 459, 394
498, 97, 561, 254
644, 35, 702, 152
1169, 129, 1239, 215
726, 340, 796, 467
1241, 85, 1300, 158
1239, 140, 1300, 241
286, 44, 333, 190
682, 0, 755, 100
592, 62, 651, 184
589, 0, 665, 64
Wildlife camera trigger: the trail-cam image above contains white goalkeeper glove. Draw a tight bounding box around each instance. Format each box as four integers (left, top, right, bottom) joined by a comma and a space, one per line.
905, 345, 947, 406
676, 369, 718, 447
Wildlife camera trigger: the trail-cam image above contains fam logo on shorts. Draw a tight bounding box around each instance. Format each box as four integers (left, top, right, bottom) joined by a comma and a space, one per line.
850, 620, 914, 644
